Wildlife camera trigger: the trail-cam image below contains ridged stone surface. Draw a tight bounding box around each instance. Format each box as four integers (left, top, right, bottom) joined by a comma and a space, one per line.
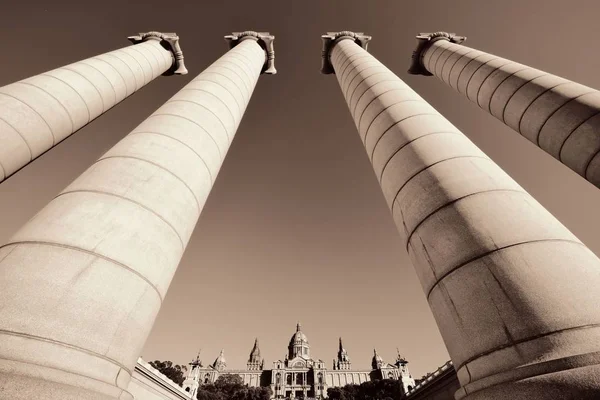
422, 40, 600, 189
331, 38, 600, 399
0, 39, 174, 183
0, 39, 265, 400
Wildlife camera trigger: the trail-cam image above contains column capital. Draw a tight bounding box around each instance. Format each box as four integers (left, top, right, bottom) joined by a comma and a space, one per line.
225, 31, 277, 75
408, 32, 466, 76
320, 31, 372, 74
128, 31, 188, 75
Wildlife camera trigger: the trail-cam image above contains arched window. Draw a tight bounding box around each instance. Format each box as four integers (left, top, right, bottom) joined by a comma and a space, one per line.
388, 372, 394, 379
408, 385, 413, 391
204, 373, 210, 384
318, 373, 323, 384
185, 387, 190, 392
276, 373, 281, 384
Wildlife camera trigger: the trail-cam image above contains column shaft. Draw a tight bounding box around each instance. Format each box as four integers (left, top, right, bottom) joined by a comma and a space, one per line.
0, 36, 270, 400
325, 32, 600, 400
412, 33, 600, 188
0, 32, 185, 184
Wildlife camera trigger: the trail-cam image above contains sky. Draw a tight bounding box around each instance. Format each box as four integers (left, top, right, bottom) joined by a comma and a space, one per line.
1, 0, 600, 380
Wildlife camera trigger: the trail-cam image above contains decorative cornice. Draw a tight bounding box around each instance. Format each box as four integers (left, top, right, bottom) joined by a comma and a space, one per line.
128, 31, 188, 76
320, 31, 372, 74
224, 31, 276, 75
408, 32, 467, 76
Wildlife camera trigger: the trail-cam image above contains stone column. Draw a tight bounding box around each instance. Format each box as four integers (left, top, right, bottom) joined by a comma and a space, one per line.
0, 31, 275, 400
321, 31, 600, 400
408, 32, 600, 189
0, 31, 187, 184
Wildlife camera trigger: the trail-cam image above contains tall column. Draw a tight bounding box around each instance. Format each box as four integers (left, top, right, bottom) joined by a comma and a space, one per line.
408, 32, 600, 189
0, 31, 275, 400
0, 31, 187, 184
321, 31, 600, 400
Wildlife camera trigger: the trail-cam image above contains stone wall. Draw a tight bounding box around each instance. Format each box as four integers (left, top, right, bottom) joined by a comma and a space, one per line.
324, 370, 372, 387
127, 358, 192, 400
226, 369, 264, 387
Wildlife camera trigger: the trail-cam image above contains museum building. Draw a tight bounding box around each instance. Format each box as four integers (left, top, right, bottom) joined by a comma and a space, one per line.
182, 323, 415, 399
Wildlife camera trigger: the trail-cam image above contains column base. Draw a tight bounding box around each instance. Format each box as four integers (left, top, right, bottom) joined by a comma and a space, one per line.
457, 363, 600, 400
0, 371, 131, 400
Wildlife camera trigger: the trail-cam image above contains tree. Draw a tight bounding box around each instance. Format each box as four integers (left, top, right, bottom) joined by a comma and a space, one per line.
248, 386, 271, 400
196, 375, 271, 400
327, 379, 403, 400
327, 387, 348, 400
214, 374, 245, 398
148, 360, 187, 386
342, 383, 359, 400
215, 373, 244, 386
196, 385, 223, 400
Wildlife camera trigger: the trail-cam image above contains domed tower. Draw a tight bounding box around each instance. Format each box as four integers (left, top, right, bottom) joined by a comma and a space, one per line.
394, 349, 409, 374
247, 338, 264, 371
371, 348, 384, 370
333, 337, 351, 370
395, 349, 416, 394
182, 350, 202, 397
212, 349, 227, 372
288, 322, 310, 359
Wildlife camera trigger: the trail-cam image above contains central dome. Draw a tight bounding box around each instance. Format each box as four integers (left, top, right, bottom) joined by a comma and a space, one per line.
288, 322, 310, 360
289, 322, 309, 345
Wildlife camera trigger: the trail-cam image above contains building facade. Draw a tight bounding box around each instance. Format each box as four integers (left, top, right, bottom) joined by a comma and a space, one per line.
182, 323, 415, 399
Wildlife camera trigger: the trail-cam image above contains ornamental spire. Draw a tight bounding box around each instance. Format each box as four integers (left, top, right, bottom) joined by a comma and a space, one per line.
249, 338, 261, 361
247, 338, 263, 370
336, 337, 351, 368
189, 348, 203, 370
213, 349, 227, 371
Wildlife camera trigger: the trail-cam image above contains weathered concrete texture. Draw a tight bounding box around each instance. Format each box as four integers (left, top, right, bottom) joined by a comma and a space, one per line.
325, 32, 600, 399
0, 35, 270, 400
412, 33, 600, 189
0, 32, 184, 184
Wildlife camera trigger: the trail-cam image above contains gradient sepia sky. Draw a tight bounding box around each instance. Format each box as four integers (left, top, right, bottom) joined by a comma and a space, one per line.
1, 0, 600, 379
